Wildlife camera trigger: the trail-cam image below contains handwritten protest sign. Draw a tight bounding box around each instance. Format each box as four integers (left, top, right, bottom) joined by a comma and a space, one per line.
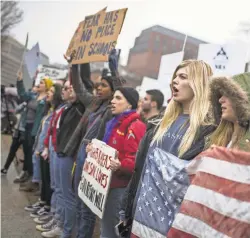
35, 65, 68, 85
66, 7, 127, 64
78, 139, 116, 218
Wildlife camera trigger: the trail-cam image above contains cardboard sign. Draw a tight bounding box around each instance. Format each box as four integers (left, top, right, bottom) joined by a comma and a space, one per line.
78, 139, 116, 218
66, 7, 127, 64
35, 65, 68, 85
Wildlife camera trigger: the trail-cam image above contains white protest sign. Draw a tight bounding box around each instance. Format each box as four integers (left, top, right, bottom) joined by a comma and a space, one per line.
198, 43, 248, 76
35, 65, 68, 85
78, 139, 116, 218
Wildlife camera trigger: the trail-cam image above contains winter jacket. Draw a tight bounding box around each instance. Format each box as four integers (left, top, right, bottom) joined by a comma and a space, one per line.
16, 80, 45, 137
210, 72, 250, 151
56, 100, 85, 156
63, 64, 112, 158
34, 110, 53, 153
44, 105, 65, 151
120, 114, 162, 221
104, 111, 146, 188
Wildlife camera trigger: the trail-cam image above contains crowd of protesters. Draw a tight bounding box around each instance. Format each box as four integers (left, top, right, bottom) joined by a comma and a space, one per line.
1, 50, 250, 238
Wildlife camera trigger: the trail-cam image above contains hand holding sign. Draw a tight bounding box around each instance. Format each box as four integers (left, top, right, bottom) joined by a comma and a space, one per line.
78, 139, 117, 218
110, 158, 121, 171
86, 142, 93, 154
110, 150, 120, 171
64, 50, 76, 64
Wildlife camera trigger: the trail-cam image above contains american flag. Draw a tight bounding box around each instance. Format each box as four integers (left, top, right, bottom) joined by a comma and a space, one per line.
131, 148, 190, 238
168, 146, 250, 238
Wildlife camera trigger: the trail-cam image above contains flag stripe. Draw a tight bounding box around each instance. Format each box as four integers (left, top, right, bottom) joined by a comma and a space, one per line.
187, 157, 250, 184
178, 201, 250, 237
132, 220, 166, 238
195, 148, 250, 165
212, 148, 250, 165
171, 213, 231, 238
191, 172, 250, 202
184, 185, 250, 223
167, 227, 197, 238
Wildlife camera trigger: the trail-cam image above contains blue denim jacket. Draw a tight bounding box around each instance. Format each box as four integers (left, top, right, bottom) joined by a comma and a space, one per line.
35, 111, 53, 153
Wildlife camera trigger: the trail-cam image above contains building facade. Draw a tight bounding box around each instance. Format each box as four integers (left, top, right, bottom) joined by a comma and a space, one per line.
127, 25, 207, 79
1, 36, 49, 86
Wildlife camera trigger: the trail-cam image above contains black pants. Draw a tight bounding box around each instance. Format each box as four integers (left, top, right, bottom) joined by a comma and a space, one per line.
40, 156, 53, 207
23, 123, 35, 176
3, 131, 24, 170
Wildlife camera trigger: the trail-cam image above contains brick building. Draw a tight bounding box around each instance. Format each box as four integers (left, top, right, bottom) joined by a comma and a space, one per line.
127, 25, 207, 79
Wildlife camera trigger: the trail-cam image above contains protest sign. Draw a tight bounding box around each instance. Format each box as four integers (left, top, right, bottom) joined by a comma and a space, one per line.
78, 139, 117, 218
66, 7, 127, 64
35, 65, 68, 85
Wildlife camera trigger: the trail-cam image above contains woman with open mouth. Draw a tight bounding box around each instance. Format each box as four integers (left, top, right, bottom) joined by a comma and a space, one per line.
130, 60, 216, 238
167, 74, 250, 238
100, 87, 146, 238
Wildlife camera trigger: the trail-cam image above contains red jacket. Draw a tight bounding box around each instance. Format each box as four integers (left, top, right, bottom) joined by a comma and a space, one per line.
107, 112, 146, 188
44, 106, 65, 150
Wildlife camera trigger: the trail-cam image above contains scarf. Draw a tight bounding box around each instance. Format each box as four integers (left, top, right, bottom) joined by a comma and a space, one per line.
103, 110, 136, 144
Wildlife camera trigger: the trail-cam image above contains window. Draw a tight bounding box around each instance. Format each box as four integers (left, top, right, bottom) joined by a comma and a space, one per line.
153, 41, 161, 53
155, 35, 161, 42
163, 45, 167, 53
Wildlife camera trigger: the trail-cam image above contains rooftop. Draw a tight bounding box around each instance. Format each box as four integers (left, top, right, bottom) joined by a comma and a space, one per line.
142, 25, 208, 44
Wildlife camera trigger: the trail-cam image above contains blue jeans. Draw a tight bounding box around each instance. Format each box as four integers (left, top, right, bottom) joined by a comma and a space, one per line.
32, 153, 40, 183
53, 150, 64, 227
49, 144, 56, 213
100, 188, 126, 238
75, 144, 96, 238
58, 156, 76, 238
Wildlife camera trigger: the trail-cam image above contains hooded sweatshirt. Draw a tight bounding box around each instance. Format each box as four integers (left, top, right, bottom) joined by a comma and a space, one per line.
210, 72, 250, 152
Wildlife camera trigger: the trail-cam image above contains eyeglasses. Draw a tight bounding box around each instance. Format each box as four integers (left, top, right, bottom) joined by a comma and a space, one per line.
62, 86, 69, 91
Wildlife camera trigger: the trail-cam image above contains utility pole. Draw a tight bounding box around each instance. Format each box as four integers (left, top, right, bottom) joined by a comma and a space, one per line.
237, 21, 250, 72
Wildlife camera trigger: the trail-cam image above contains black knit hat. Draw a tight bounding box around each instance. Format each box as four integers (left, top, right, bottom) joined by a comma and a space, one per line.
116, 87, 139, 109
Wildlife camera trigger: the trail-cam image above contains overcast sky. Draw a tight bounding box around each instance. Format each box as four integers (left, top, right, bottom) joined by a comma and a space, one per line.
11, 0, 250, 65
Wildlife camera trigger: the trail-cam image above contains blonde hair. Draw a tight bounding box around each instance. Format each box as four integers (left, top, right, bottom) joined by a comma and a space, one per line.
152, 60, 213, 157
208, 120, 247, 149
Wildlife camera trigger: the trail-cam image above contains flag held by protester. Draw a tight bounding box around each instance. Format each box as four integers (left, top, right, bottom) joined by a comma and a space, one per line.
24, 42, 41, 79
131, 148, 190, 238
168, 146, 250, 238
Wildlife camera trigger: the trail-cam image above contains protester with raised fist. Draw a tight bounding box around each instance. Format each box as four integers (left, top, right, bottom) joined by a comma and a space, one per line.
14, 71, 53, 185
62, 51, 119, 238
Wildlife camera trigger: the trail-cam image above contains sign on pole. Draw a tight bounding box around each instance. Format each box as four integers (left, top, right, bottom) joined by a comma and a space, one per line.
78, 139, 116, 218
66, 7, 127, 64
35, 65, 68, 85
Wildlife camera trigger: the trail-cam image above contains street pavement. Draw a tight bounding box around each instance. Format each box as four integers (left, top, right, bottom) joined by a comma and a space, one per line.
1, 135, 100, 238
1, 135, 41, 238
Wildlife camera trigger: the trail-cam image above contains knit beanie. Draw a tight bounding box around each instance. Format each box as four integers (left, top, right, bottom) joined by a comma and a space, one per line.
43, 78, 53, 90
116, 87, 139, 109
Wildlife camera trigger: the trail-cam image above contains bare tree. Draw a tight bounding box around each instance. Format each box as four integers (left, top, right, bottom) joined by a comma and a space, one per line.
1, 1, 23, 39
